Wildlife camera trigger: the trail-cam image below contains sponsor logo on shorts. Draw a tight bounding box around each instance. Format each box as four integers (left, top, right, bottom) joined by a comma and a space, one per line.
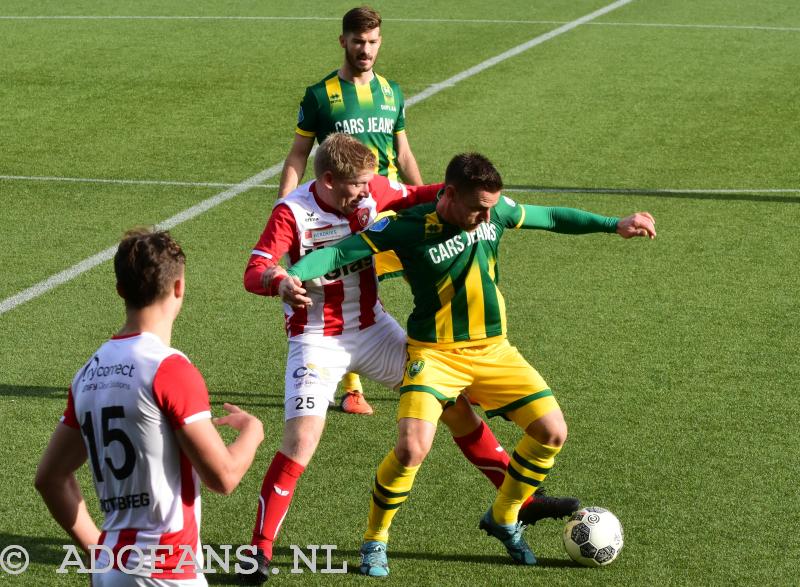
407, 359, 425, 378
293, 364, 326, 389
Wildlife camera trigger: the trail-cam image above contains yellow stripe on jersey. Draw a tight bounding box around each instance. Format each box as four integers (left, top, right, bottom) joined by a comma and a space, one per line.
325, 76, 345, 114
375, 74, 395, 107
368, 145, 380, 173
465, 260, 487, 339
424, 211, 443, 238
360, 232, 381, 253
355, 81, 374, 107
514, 205, 526, 229
435, 274, 455, 342
485, 254, 507, 334
386, 143, 398, 182
496, 286, 507, 334
295, 127, 315, 138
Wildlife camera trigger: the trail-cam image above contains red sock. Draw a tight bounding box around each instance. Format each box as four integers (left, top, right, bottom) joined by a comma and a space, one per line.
453, 421, 533, 507
250, 451, 305, 559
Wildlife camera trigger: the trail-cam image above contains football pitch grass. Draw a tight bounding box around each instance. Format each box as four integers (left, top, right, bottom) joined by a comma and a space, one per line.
1, 0, 799, 584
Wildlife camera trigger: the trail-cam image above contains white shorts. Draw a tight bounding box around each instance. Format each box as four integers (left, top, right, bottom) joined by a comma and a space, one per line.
91, 570, 207, 587
284, 313, 407, 420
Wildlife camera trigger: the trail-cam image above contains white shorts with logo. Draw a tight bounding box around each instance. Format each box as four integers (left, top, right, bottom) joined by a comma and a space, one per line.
284, 313, 407, 420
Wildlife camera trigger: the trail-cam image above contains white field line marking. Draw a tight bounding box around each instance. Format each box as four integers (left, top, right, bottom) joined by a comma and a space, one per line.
2, 174, 798, 195
1, 15, 799, 33
0, 174, 276, 190
0, 162, 283, 316
0, 0, 635, 317
406, 0, 635, 105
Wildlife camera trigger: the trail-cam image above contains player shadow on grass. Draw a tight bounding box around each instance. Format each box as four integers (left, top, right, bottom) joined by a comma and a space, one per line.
0, 384, 66, 398
0, 532, 68, 567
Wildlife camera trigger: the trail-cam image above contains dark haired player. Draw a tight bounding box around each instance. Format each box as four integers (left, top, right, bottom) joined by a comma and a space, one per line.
277, 5, 424, 415
35, 229, 264, 586
281, 153, 656, 575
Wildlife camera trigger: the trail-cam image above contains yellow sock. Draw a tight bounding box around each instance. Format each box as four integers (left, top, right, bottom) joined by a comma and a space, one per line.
342, 372, 363, 393
363, 450, 419, 543
492, 435, 561, 525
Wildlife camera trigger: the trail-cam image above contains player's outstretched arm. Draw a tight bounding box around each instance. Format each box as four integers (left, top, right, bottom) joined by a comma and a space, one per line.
615, 212, 656, 239
35, 424, 102, 553
177, 403, 264, 495
288, 234, 375, 282
277, 133, 315, 197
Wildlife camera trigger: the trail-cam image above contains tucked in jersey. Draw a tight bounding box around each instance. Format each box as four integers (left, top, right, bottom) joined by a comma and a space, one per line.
296, 70, 407, 181
287, 196, 620, 348
62, 332, 211, 579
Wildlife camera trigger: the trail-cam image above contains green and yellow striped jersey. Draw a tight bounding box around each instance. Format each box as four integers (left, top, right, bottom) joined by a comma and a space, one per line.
287, 194, 619, 349
296, 70, 407, 181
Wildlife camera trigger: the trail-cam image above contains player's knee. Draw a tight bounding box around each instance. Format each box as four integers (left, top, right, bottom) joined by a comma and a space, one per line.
394, 442, 429, 466
526, 410, 568, 447
440, 398, 482, 437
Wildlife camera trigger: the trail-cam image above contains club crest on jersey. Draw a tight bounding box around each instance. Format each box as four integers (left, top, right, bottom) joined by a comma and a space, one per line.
357, 208, 371, 227
407, 359, 425, 378
381, 85, 393, 99
368, 217, 391, 232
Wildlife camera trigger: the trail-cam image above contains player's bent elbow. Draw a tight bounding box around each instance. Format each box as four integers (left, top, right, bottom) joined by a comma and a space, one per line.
202, 471, 239, 496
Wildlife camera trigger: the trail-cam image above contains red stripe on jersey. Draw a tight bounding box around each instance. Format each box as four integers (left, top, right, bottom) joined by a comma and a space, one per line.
322, 282, 345, 336
155, 451, 199, 579
358, 268, 378, 330
94, 530, 107, 563
288, 307, 307, 337
114, 529, 139, 570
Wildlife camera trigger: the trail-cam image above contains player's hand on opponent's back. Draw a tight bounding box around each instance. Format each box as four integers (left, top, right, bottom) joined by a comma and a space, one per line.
213, 403, 264, 438
278, 275, 313, 308
616, 212, 656, 239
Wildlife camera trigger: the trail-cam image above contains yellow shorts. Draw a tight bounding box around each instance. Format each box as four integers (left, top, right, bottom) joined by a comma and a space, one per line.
398, 339, 559, 429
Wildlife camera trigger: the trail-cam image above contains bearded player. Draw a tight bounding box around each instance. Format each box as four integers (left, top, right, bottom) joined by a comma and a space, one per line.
243, 134, 578, 583
277, 6, 424, 415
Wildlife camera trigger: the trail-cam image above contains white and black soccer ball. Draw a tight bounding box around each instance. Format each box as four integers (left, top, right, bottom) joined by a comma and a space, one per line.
562, 506, 624, 567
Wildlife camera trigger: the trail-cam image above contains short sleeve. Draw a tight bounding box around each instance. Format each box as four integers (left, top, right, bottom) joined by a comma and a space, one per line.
493, 195, 525, 229
60, 385, 79, 429
152, 355, 212, 430
296, 86, 319, 137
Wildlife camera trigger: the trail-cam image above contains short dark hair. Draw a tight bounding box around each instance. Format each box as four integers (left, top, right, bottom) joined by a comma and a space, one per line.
114, 228, 185, 309
342, 6, 381, 34
445, 153, 504, 194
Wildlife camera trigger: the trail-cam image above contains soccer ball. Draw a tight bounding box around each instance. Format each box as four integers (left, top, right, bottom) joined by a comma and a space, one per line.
562, 506, 624, 567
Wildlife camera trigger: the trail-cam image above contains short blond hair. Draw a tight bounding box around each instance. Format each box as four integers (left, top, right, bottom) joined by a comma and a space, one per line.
314, 133, 377, 179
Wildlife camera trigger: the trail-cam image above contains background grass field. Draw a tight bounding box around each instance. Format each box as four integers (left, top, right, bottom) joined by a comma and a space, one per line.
2, 1, 799, 585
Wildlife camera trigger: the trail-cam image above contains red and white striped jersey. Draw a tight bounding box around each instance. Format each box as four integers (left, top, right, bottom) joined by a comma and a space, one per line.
61, 332, 211, 579
244, 175, 442, 338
